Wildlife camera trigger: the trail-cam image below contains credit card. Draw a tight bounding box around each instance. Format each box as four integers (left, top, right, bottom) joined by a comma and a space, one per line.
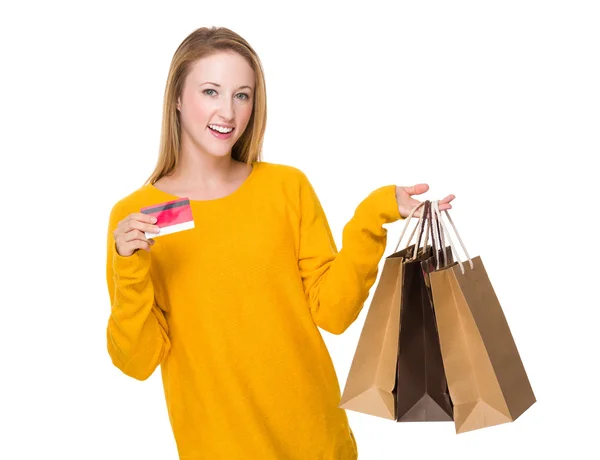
140, 197, 194, 238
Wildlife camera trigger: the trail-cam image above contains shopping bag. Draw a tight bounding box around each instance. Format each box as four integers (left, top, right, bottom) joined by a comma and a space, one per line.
428, 201, 536, 433
339, 202, 427, 419
394, 201, 453, 422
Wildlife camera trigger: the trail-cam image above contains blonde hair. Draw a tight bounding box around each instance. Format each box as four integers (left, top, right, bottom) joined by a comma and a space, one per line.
145, 26, 267, 185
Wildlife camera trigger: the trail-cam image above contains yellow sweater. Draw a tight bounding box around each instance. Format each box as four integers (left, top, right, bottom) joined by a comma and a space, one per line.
105, 161, 402, 459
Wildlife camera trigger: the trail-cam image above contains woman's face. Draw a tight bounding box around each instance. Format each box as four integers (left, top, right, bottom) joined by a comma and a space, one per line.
177, 51, 255, 158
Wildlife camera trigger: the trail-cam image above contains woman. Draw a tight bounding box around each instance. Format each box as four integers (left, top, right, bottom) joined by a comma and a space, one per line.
105, 26, 455, 459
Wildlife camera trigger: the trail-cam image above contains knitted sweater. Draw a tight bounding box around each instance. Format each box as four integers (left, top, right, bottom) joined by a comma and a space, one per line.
105, 161, 402, 459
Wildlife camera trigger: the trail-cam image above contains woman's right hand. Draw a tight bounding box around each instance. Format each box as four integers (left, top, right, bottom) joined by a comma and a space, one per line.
114, 213, 161, 257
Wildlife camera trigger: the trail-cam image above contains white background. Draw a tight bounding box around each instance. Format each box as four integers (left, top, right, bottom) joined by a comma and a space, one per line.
1, 0, 598, 458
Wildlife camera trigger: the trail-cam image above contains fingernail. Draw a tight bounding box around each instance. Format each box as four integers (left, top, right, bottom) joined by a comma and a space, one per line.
151, 217, 157, 223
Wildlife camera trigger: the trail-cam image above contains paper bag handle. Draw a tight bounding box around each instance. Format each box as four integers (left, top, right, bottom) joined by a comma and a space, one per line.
393, 201, 426, 253
427, 200, 448, 269
431, 200, 474, 274
393, 200, 434, 263
411, 200, 431, 260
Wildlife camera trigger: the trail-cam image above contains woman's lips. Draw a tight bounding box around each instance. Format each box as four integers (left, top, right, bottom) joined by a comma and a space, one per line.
208, 126, 234, 140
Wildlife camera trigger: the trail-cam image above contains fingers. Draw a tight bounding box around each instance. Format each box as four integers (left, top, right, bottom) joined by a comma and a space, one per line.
411, 198, 454, 216
437, 194, 455, 212
132, 238, 153, 251
398, 187, 455, 218
122, 229, 146, 243
439, 194, 456, 204
115, 236, 153, 257
114, 213, 160, 257
120, 217, 161, 236
127, 213, 157, 224
142, 238, 156, 251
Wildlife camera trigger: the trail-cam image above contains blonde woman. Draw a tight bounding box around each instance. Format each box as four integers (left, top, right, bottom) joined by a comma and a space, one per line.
105, 26, 455, 459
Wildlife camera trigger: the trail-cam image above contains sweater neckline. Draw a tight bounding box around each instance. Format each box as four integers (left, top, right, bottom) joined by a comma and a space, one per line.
145, 161, 261, 204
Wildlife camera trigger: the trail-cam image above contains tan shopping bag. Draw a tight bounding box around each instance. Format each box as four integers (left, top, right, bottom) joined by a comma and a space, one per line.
339, 202, 427, 419
428, 201, 536, 433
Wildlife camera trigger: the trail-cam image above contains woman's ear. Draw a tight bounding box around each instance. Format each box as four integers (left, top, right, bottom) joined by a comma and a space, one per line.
176, 97, 181, 111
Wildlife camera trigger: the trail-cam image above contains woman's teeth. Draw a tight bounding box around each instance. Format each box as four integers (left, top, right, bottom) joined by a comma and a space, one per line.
209, 125, 234, 133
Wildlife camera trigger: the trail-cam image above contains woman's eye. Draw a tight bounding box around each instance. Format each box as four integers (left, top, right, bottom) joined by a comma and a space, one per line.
203, 89, 250, 100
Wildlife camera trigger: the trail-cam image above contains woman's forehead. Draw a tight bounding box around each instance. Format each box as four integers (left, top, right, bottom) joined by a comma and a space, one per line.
188, 52, 254, 85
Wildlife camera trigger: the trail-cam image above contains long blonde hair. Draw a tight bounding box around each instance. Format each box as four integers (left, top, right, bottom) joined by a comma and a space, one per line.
145, 27, 267, 185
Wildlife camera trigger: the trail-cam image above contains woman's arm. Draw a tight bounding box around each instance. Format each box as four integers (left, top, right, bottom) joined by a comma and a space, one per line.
297, 172, 403, 335
105, 202, 171, 380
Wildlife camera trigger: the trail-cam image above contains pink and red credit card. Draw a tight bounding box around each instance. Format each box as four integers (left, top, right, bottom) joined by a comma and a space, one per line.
140, 197, 194, 238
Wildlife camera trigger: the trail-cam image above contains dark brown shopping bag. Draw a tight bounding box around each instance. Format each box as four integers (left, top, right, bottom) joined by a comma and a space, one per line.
394, 201, 453, 422
428, 201, 536, 433
339, 202, 427, 419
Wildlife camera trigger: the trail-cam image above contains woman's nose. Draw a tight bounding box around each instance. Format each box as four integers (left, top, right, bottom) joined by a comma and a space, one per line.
217, 98, 235, 120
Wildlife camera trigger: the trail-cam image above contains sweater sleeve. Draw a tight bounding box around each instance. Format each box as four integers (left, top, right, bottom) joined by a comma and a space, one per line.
105, 202, 171, 380
297, 173, 403, 335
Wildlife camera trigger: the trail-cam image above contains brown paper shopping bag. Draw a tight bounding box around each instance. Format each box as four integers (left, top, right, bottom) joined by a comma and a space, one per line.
428, 201, 536, 433
340, 202, 452, 422
338, 247, 404, 419
339, 202, 428, 419
394, 201, 453, 422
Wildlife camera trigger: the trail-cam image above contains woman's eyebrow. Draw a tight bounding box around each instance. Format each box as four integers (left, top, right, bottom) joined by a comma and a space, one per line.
200, 81, 253, 90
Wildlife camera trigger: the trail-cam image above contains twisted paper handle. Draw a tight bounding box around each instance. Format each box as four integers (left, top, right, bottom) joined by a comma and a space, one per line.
427, 202, 451, 270
393, 201, 427, 253
431, 200, 474, 274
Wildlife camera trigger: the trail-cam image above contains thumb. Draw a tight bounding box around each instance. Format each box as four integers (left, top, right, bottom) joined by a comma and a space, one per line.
402, 183, 429, 196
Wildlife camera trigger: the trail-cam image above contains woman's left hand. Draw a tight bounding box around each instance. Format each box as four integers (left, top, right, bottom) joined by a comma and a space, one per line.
395, 184, 455, 218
